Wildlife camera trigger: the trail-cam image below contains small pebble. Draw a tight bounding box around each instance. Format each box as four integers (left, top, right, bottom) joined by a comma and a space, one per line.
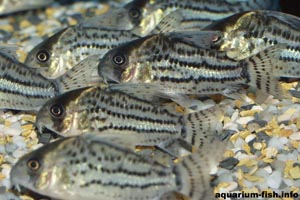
289, 132, 300, 140
267, 170, 282, 189
253, 142, 263, 150
5, 143, 18, 154
245, 134, 256, 143
257, 131, 271, 142
236, 116, 255, 125
263, 165, 273, 174
268, 136, 285, 150
289, 166, 300, 179
219, 157, 239, 170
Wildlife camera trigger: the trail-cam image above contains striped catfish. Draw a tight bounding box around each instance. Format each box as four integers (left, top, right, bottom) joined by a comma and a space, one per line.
36, 86, 221, 150
83, 0, 279, 36
0, 50, 99, 111
98, 31, 293, 100
10, 134, 225, 200
204, 10, 300, 79
25, 26, 141, 79
24, 11, 182, 79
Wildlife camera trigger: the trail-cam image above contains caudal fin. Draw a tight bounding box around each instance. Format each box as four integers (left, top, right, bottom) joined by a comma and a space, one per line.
181, 107, 223, 148
244, 45, 290, 99
174, 138, 226, 200
55, 54, 103, 93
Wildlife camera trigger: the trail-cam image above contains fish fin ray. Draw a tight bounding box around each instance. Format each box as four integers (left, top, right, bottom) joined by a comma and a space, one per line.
85, 133, 137, 152
181, 107, 223, 149
166, 31, 224, 49
174, 138, 226, 200
56, 55, 102, 93
0, 43, 20, 59
245, 44, 291, 100
149, 10, 184, 35
109, 83, 214, 111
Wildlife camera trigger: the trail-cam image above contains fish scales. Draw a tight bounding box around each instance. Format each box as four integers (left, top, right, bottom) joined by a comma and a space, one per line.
25, 26, 141, 78
36, 87, 220, 149
10, 134, 225, 200
205, 11, 300, 78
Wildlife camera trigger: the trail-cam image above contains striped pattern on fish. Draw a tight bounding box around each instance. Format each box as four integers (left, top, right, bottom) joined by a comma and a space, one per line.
36, 87, 221, 149
83, 0, 279, 36
0, 49, 101, 110
98, 32, 288, 99
10, 134, 225, 200
25, 26, 140, 78
205, 11, 300, 77
0, 52, 58, 110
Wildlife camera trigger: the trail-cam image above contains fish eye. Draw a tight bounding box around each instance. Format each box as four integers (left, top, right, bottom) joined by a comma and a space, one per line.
27, 159, 40, 171
49, 104, 65, 118
36, 50, 50, 63
211, 34, 222, 43
112, 53, 127, 66
129, 8, 141, 20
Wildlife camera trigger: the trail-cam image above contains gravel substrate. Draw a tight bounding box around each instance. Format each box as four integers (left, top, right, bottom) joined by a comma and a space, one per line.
0, 1, 299, 200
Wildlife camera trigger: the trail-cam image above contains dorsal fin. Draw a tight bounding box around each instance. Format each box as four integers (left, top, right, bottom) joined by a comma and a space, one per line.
148, 10, 184, 35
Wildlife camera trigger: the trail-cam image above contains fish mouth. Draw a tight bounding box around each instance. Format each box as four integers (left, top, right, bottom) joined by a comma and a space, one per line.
36, 125, 62, 144
106, 79, 119, 84
10, 183, 21, 193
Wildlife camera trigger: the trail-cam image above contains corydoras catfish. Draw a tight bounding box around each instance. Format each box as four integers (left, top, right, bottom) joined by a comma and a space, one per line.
36, 87, 222, 151
10, 134, 226, 200
83, 0, 279, 36
204, 10, 300, 80
25, 11, 182, 79
0, 49, 99, 110
98, 31, 293, 100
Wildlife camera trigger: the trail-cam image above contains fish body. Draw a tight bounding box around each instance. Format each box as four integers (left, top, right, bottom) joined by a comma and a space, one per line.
0, 0, 53, 15
98, 31, 289, 99
0, 50, 98, 111
205, 10, 300, 79
84, 0, 279, 36
0, 52, 58, 110
36, 86, 221, 149
10, 134, 225, 200
25, 26, 141, 78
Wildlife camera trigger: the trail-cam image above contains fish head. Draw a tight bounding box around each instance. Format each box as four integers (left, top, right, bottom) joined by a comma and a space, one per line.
90, 0, 162, 36
98, 35, 156, 84
123, 0, 164, 36
36, 88, 87, 136
205, 11, 266, 60
25, 27, 71, 78
10, 138, 68, 196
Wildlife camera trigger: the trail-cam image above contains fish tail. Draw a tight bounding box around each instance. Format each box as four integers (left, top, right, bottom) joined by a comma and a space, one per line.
174, 138, 225, 200
243, 45, 290, 99
55, 55, 102, 93
180, 108, 223, 148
